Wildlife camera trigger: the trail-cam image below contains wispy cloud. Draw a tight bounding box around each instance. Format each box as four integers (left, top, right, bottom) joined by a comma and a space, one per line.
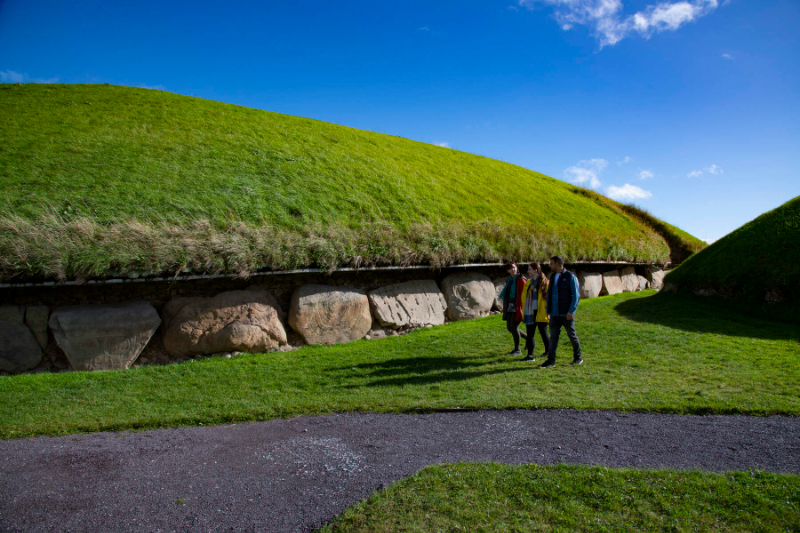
721, 53, 733, 59
638, 169, 654, 180
564, 158, 607, 189
518, 0, 721, 48
418, 26, 430, 32
606, 183, 653, 201
434, 142, 451, 148
617, 155, 633, 166
1, 70, 59, 83
707, 164, 723, 175
687, 169, 703, 177
507, 5, 520, 11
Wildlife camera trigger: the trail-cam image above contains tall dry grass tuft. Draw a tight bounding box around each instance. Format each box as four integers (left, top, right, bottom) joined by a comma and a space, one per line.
0, 215, 671, 282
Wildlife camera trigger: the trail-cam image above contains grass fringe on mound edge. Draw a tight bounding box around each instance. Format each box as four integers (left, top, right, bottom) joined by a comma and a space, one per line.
319, 463, 800, 533
0, 214, 669, 282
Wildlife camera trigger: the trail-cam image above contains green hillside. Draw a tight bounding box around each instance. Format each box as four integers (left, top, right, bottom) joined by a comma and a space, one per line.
665, 196, 800, 321
0, 84, 703, 282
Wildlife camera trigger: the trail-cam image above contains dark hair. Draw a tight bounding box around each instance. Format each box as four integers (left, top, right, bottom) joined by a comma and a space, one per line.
527, 262, 548, 290
504, 261, 517, 271
550, 256, 564, 265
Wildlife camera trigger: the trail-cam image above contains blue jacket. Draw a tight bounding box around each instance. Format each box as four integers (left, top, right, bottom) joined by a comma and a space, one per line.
546, 269, 580, 317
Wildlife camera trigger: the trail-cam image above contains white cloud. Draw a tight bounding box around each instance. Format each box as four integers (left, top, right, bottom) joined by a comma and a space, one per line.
564, 158, 608, 189
687, 170, 703, 177
721, 53, 733, 59
507, 5, 520, 11
0, 70, 59, 83
518, 0, 720, 48
435, 142, 451, 148
707, 164, 723, 175
418, 26, 430, 32
606, 183, 653, 201
617, 155, 632, 165
638, 169, 654, 180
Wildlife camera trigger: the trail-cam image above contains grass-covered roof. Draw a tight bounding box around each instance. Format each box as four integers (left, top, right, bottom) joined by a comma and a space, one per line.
0, 84, 704, 282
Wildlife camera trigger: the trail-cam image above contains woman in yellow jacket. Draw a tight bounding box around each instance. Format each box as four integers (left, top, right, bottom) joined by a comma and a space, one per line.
519, 262, 551, 362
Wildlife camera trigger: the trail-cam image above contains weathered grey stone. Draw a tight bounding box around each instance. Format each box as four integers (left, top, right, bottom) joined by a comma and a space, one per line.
49, 301, 161, 371
289, 285, 372, 345
492, 278, 507, 311
577, 272, 603, 299
620, 266, 639, 293
163, 290, 287, 357
440, 272, 495, 321
602, 270, 624, 296
637, 275, 650, 291
368, 280, 447, 329
0, 321, 42, 373
25, 306, 49, 349
0, 306, 24, 325
646, 267, 666, 290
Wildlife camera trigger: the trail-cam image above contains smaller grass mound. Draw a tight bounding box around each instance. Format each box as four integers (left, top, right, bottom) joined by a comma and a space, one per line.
320, 463, 800, 533
665, 196, 800, 323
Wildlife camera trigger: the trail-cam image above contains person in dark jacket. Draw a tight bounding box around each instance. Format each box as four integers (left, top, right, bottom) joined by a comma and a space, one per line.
540, 255, 582, 368
498, 261, 526, 356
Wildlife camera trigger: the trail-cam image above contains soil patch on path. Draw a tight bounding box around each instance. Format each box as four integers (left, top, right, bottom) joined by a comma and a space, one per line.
2, 410, 798, 532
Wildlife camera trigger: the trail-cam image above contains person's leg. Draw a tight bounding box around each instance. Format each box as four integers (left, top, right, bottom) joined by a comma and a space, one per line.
563, 318, 582, 363
525, 323, 536, 356
538, 322, 550, 356
506, 319, 521, 353
547, 317, 562, 362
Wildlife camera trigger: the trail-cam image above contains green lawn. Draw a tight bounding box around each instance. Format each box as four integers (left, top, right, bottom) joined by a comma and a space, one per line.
1, 291, 798, 438
319, 463, 800, 533
0, 84, 703, 281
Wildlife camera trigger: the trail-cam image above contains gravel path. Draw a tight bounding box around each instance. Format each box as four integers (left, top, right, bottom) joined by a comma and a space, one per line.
2, 410, 799, 532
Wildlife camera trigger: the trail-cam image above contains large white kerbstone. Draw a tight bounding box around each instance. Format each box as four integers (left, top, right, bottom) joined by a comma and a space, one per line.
368, 280, 447, 329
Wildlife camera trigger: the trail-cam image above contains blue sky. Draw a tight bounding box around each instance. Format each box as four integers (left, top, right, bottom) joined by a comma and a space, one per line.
1, 0, 798, 242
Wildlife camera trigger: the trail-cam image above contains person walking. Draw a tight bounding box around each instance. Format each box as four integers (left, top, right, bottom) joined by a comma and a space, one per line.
519, 262, 550, 362
540, 255, 582, 368
499, 261, 526, 356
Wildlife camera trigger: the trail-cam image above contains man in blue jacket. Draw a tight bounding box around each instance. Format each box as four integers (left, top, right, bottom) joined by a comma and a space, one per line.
540, 255, 583, 368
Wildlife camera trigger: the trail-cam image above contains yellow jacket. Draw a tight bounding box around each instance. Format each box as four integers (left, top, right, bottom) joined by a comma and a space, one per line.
520, 278, 549, 323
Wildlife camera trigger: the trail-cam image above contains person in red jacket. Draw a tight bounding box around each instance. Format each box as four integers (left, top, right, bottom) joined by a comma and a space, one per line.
498, 261, 527, 356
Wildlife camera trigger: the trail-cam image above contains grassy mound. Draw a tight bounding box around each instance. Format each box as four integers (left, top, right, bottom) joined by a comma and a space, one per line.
0, 84, 702, 282
665, 196, 800, 322
321, 463, 800, 532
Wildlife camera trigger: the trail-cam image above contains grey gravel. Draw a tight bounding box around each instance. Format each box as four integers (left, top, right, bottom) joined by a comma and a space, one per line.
1, 409, 798, 532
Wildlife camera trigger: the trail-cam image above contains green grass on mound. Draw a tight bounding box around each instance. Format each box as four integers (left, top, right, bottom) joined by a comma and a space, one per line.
1, 291, 798, 439
319, 463, 800, 533
0, 83, 701, 281
665, 196, 800, 322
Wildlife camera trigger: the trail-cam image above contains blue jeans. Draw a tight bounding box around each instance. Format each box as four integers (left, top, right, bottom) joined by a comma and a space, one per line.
548, 316, 582, 361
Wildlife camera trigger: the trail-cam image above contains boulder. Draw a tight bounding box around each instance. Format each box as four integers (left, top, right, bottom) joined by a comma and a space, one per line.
577, 272, 603, 299
49, 301, 161, 371
602, 270, 624, 296
637, 275, 650, 291
289, 285, 372, 345
368, 280, 447, 329
620, 266, 639, 293
163, 289, 287, 357
25, 305, 50, 349
646, 267, 666, 290
492, 277, 507, 311
0, 305, 24, 324
440, 272, 495, 321
0, 321, 42, 373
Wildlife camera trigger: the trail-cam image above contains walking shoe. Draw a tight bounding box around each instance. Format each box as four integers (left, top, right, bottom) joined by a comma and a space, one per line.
570, 357, 583, 365
538, 359, 556, 368
540, 352, 549, 358
509, 349, 522, 356
521, 354, 535, 362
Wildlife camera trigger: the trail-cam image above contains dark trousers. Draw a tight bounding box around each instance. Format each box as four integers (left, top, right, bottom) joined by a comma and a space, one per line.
525, 322, 549, 356
506, 319, 521, 350
548, 316, 581, 361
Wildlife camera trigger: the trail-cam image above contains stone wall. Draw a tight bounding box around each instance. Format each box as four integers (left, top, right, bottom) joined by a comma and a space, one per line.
0, 263, 666, 375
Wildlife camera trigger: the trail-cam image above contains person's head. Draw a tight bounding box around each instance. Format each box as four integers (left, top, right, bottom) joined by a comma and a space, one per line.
549, 255, 565, 274
526, 262, 543, 280
505, 261, 518, 276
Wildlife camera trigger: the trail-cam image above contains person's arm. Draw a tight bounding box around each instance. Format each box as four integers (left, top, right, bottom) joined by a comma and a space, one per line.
568, 273, 580, 316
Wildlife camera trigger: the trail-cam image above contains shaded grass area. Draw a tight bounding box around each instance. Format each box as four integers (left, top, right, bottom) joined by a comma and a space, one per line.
319, 463, 800, 533
666, 196, 800, 324
0, 84, 677, 280
1, 291, 799, 438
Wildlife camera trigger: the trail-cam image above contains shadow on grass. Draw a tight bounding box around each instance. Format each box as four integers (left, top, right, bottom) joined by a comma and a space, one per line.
614, 291, 800, 341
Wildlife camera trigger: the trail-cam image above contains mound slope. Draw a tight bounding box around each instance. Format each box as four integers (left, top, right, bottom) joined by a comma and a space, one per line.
0, 84, 703, 282
665, 196, 800, 321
